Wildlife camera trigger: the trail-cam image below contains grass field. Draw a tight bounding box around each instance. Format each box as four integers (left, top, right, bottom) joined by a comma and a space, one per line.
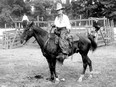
0, 44, 116, 87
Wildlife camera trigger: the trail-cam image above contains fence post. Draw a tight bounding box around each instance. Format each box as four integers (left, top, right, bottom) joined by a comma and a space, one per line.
111, 20, 114, 42
19, 23, 20, 28
5, 24, 6, 28
15, 23, 17, 28
37, 16, 39, 26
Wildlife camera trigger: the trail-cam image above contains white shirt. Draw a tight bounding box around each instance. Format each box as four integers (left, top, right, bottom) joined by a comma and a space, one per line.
22, 14, 29, 21
54, 14, 71, 30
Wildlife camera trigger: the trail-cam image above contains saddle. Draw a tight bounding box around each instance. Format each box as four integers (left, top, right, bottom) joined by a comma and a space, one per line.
53, 28, 80, 60
54, 27, 79, 42
54, 32, 80, 47
67, 33, 79, 42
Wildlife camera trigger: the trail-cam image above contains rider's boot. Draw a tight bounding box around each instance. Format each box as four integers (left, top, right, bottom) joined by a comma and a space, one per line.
57, 49, 68, 59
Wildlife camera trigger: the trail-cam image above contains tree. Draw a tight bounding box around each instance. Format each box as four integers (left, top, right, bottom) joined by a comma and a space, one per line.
0, 0, 54, 27
102, 0, 116, 20
1, 0, 116, 28
0, 0, 13, 27
70, 0, 116, 20
70, 0, 106, 18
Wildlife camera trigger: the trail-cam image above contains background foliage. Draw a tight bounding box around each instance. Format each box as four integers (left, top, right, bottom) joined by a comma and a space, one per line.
0, 0, 116, 27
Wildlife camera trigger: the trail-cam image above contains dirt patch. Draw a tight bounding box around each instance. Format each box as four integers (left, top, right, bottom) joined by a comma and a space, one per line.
0, 44, 116, 87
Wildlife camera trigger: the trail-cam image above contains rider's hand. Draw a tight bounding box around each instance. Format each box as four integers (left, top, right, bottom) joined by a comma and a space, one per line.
51, 24, 56, 28
67, 29, 70, 33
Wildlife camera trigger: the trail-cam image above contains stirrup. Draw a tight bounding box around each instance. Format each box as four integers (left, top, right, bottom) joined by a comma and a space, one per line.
56, 53, 63, 59
63, 54, 68, 59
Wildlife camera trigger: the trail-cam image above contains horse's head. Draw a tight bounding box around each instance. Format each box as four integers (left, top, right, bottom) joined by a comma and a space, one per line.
20, 22, 34, 45
88, 33, 95, 40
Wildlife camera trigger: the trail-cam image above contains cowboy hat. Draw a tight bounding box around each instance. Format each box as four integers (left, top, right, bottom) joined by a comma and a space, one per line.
56, 3, 64, 11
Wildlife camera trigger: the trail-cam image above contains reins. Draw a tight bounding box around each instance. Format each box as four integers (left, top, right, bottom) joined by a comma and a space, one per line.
43, 34, 50, 49
43, 27, 53, 50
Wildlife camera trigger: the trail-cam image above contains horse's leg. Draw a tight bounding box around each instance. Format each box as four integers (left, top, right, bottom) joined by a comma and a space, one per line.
78, 53, 93, 82
78, 54, 88, 82
46, 58, 55, 82
86, 56, 93, 78
52, 58, 60, 82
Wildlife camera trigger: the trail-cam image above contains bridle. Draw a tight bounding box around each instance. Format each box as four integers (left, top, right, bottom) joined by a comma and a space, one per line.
43, 27, 54, 50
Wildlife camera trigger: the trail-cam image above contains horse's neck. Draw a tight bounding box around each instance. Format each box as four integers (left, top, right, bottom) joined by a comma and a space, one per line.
33, 28, 48, 48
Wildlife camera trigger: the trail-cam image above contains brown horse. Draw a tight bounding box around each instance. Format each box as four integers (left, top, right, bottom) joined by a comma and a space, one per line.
20, 22, 97, 82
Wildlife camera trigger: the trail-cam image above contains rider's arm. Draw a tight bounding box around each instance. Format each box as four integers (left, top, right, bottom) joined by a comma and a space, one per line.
54, 17, 58, 27
64, 15, 71, 31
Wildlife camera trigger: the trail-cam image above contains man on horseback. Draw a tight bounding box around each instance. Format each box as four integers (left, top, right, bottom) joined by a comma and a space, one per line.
22, 13, 29, 28
53, 3, 72, 59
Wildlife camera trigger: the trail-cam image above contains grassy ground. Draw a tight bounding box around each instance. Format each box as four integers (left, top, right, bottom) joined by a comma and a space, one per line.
0, 44, 116, 87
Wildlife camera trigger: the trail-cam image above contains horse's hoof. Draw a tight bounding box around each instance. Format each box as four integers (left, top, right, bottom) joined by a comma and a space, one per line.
46, 77, 50, 81
46, 78, 55, 82
89, 74, 93, 79
56, 78, 60, 82
61, 78, 65, 82
78, 78, 83, 82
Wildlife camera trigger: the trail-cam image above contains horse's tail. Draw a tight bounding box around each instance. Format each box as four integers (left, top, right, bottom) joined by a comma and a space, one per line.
88, 34, 97, 51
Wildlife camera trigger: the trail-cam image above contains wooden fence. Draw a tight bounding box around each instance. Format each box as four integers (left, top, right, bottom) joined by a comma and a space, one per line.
1, 17, 114, 49
2, 28, 22, 49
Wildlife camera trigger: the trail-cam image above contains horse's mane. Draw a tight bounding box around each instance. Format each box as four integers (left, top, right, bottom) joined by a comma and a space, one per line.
29, 22, 48, 36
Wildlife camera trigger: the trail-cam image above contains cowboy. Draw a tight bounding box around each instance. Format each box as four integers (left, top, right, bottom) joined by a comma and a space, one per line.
54, 3, 71, 59
22, 14, 29, 28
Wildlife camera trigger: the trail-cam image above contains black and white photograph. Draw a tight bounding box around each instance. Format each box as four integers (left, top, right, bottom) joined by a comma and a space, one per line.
0, 0, 116, 87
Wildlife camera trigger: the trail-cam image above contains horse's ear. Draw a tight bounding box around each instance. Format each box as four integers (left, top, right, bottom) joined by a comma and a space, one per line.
29, 28, 32, 31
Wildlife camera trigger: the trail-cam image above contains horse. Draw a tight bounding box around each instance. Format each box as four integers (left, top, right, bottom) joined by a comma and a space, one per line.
20, 22, 97, 82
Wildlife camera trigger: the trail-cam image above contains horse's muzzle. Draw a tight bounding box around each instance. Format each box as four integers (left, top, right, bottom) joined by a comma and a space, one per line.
20, 39, 26, 45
